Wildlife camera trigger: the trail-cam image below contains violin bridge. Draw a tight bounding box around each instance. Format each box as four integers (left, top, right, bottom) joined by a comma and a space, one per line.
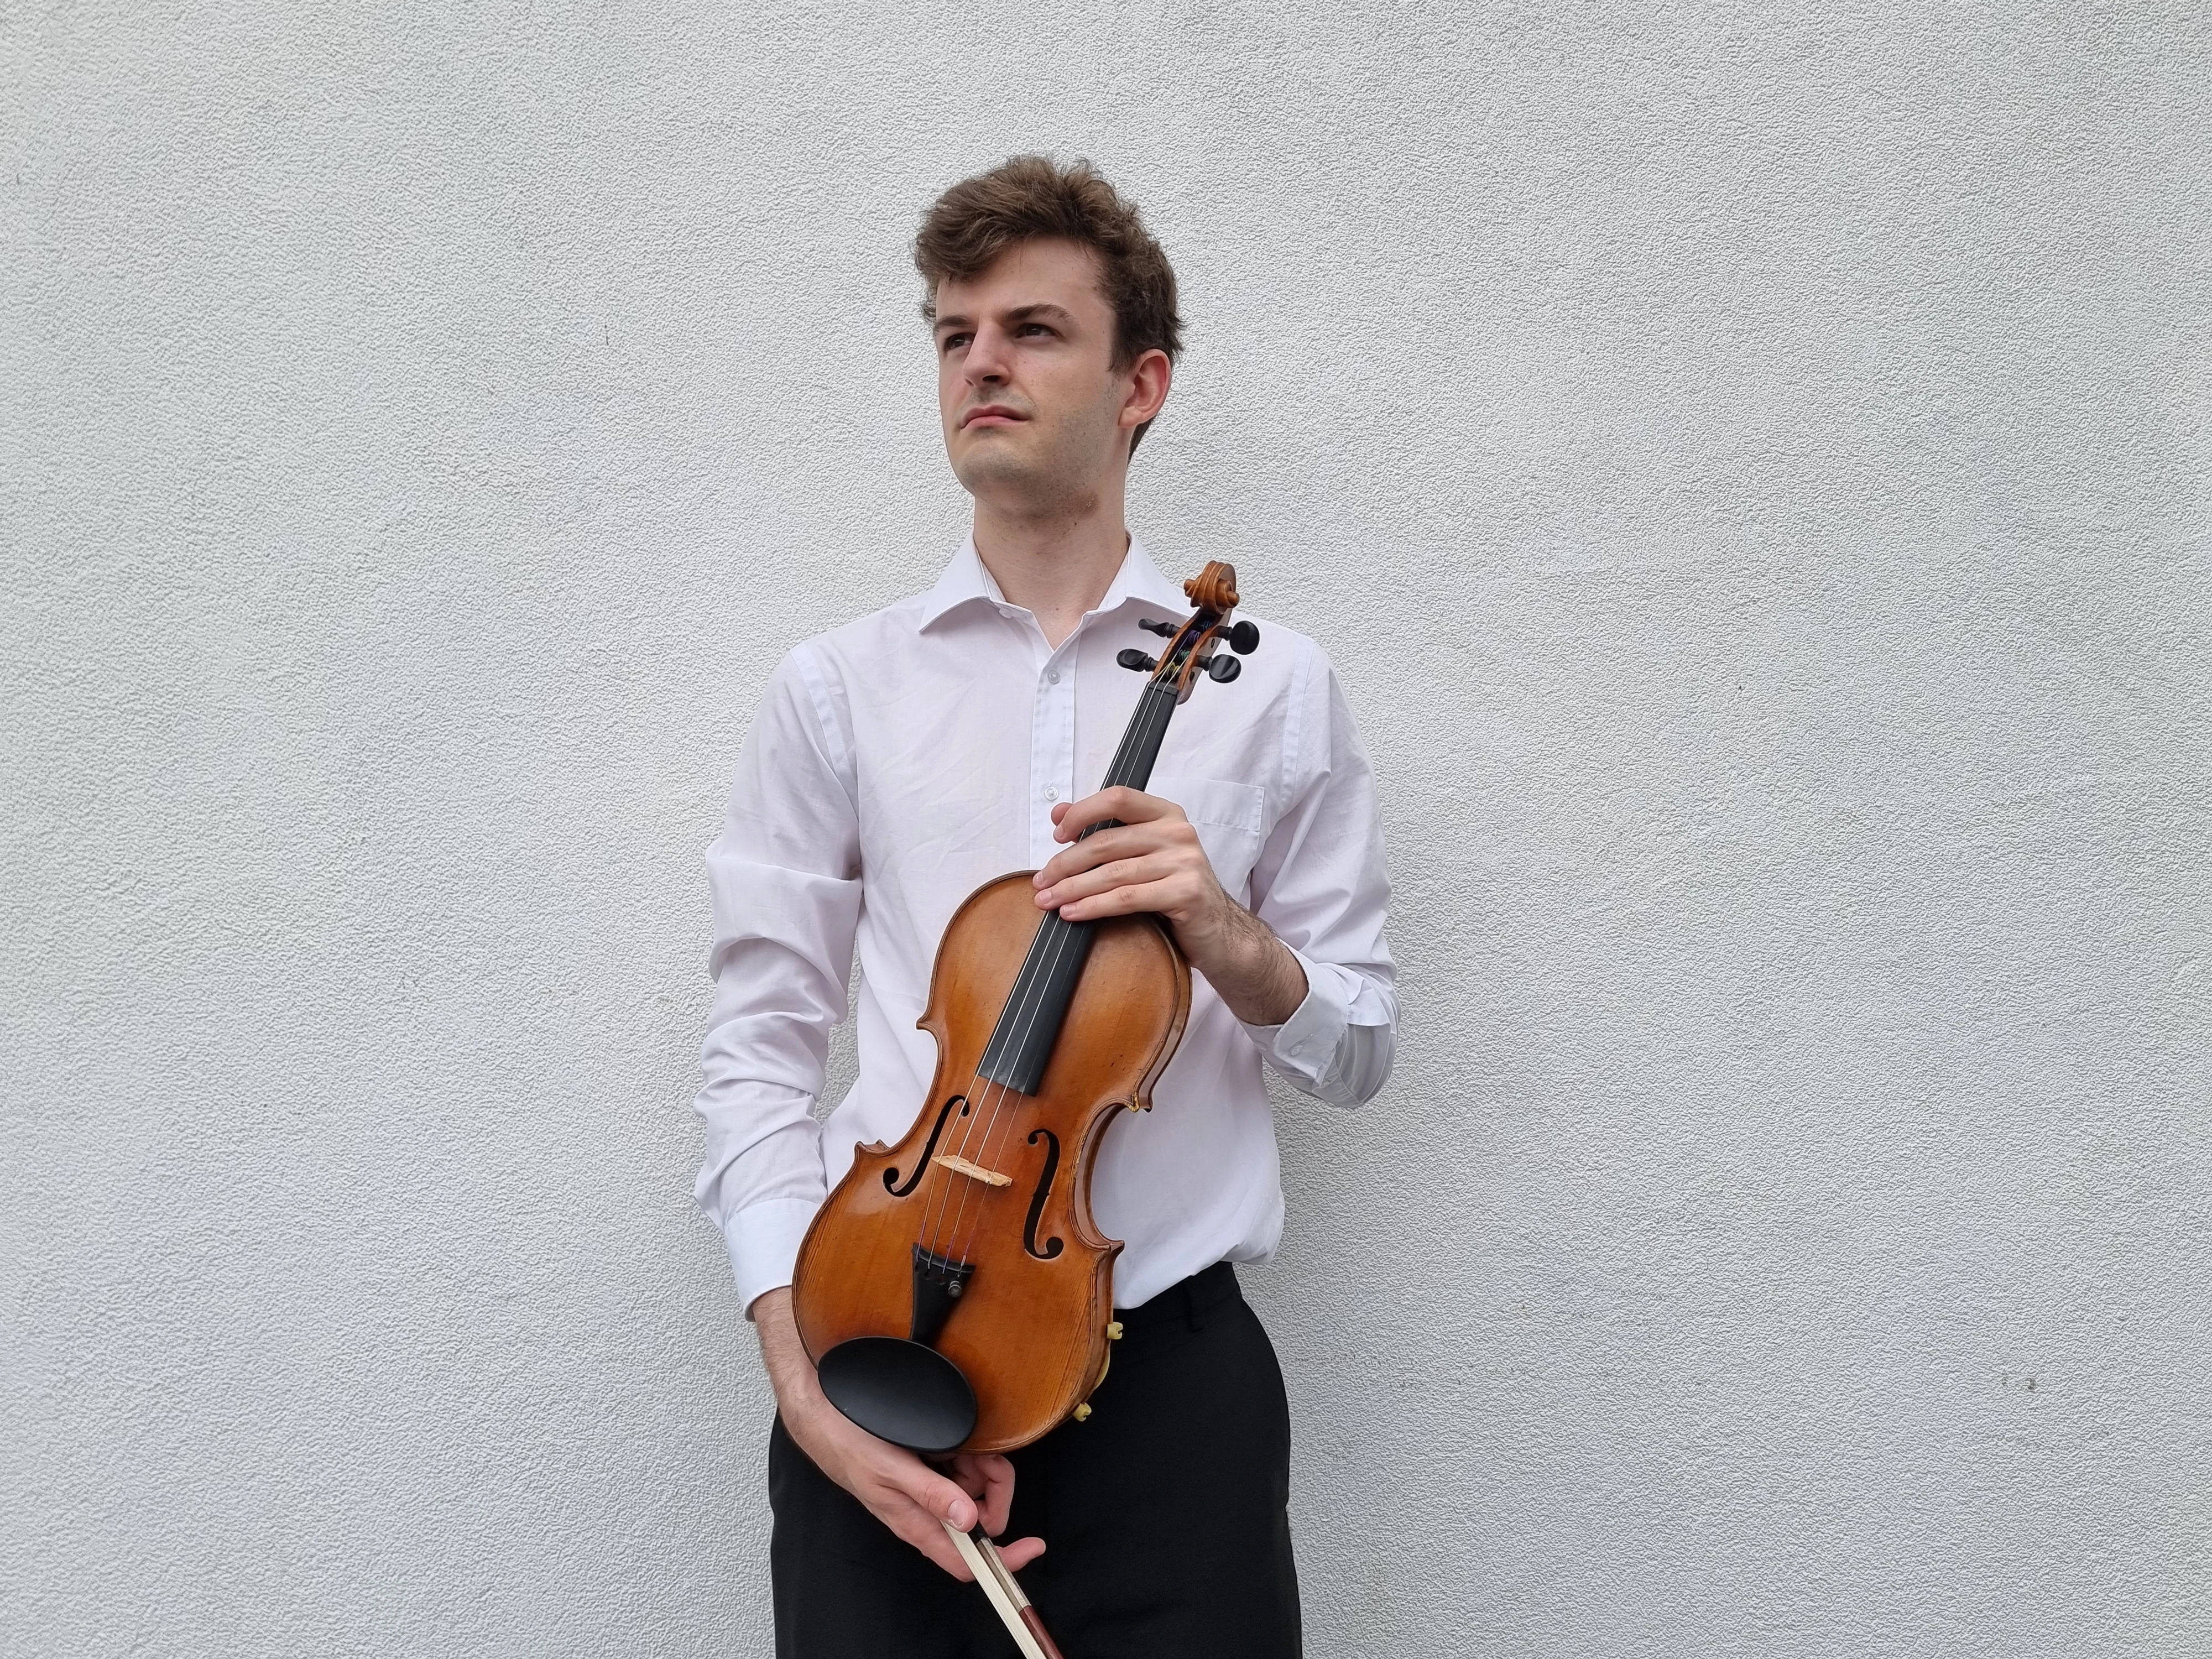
933, 1152, 1013, 1188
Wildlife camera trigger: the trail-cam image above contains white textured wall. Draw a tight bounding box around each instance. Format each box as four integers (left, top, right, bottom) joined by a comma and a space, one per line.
7, 4, 2208, 1655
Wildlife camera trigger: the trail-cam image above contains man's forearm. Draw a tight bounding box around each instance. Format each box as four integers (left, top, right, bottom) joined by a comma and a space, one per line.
751, 1286, 823, 1413
1187, 899, 1308, 1027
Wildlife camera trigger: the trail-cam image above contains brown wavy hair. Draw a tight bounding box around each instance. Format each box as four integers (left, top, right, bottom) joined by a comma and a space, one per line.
916, 156, 1182, 456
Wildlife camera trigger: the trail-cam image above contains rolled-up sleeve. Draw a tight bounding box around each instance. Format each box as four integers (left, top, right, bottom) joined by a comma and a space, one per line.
1241, 648, 1396, 1107
692, 648, 861, 1314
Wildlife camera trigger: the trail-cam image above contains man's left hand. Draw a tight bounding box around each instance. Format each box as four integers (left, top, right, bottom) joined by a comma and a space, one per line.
1034, 785, 1307, 1027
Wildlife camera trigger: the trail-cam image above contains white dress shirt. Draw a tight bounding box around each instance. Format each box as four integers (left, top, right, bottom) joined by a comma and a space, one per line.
693, 536, 1396, 1316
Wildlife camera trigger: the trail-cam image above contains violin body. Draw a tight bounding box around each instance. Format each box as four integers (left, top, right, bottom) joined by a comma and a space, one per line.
792, 872, 1190, 1452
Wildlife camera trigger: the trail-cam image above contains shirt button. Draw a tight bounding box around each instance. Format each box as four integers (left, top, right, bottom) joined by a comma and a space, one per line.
1046, 670, 1060, 685
1043, 786, 1058, 801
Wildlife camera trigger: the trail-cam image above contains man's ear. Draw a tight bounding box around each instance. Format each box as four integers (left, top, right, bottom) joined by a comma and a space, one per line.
1119, 348, 1173, 432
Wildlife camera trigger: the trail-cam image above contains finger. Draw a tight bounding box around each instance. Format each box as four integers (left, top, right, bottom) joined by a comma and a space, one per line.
873, 1475, 982, 1580
997, 1536, 1047, 1572
1038, 847, 1171, 902
1096, 785, 1181, 823
1034, 823, 1188, 890
1056, 876, 1190, 924
953, 1452, 1017, 1537
1037, 854, 1183, 912
1051, 790, 1113, 841
891, 1461, 979, 1535
1052, 786, 1183, 842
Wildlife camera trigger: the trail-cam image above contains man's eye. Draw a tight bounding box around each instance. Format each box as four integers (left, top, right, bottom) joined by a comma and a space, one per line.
940, 333, 971, 353
1018, 322, 1053, 337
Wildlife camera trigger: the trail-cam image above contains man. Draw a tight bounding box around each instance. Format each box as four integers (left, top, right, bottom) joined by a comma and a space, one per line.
694, 156, 1395, 1657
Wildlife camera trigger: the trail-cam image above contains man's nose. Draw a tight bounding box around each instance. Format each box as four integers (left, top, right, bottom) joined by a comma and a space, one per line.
963, 322, 1013, 384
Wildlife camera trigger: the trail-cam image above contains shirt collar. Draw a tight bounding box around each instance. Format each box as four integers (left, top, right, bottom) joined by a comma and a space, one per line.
916, 534, 1190, 633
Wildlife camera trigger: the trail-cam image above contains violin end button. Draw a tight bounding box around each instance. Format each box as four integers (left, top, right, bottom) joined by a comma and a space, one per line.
1073, 1403, 1092, 1423
1106, 1322, 1124, 1342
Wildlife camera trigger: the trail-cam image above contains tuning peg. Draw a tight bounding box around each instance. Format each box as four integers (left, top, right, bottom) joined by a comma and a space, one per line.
1227, 620, 1260, 655
1117, 649, 1158, 672
1137, 618, 1178, 637
1200, 654, 1241, 684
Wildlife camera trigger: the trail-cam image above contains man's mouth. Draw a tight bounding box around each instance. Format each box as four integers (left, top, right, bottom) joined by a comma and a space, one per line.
962, 405, 1025, 429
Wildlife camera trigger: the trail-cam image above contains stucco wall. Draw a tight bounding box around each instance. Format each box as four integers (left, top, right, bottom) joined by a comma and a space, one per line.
7, 4, 2208, 1655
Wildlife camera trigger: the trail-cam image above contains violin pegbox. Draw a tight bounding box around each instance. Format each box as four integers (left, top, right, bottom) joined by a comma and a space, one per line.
1119, 560, 1261, 700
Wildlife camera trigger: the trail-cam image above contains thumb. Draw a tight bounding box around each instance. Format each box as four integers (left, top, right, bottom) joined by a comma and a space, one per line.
901, 1464, 977, 1532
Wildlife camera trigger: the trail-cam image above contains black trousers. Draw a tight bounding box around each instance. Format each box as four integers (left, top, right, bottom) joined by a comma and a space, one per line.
769, 1262, 1301, 1658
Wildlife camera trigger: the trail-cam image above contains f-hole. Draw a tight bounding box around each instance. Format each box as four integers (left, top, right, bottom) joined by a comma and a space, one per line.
1022, 1128, 1063, 1260
884, 1094, 968, 1197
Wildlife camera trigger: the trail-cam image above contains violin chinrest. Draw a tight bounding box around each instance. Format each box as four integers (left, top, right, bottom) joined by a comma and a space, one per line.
817, 1335, 979, 1454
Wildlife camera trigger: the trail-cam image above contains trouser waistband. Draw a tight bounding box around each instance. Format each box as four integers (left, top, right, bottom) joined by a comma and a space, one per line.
1113, 1260, 1241, 1332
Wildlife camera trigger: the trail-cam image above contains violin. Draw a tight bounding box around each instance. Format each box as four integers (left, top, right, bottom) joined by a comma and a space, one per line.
790, 561, 1261, 1455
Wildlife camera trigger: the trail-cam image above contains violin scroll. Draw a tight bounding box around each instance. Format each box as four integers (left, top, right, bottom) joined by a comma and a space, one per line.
1182, 561, 1240, 612
1126, 561, 1261, 703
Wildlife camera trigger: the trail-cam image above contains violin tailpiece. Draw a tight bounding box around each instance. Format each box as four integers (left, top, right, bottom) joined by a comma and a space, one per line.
909, 1245, 977, 1348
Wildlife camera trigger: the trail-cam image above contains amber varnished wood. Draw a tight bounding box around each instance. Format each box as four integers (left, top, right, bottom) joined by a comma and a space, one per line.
1183, 560, 1238, 612
791, 873, 1191, 1452
1159, 561, 1241, 701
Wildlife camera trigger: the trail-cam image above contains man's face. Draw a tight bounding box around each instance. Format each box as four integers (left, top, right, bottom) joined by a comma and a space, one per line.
933, 239, 1138, 512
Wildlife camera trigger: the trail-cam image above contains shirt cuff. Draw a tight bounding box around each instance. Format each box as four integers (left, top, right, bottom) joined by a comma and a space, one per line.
1240, 946, 1355, 1089
722, 1196, 821, 1319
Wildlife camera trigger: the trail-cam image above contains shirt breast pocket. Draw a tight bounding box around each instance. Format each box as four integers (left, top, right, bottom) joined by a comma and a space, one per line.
1146, 772, 1269, 901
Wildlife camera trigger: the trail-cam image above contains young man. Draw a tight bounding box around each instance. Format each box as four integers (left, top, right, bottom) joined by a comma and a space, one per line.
694, 157, 1396, 1657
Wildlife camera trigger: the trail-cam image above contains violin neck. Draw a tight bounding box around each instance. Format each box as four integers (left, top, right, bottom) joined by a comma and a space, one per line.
1097, 679, 1178, 797
976, 679, 1182, 1096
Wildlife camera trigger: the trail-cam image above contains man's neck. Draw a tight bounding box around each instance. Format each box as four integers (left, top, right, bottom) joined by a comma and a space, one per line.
971, 490, 1130, 650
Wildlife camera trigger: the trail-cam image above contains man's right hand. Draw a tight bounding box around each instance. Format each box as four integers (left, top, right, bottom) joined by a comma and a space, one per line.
750, 1287, 1046, 1581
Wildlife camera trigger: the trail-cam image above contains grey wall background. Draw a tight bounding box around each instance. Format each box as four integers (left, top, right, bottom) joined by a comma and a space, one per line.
7, 3, 2208, 1655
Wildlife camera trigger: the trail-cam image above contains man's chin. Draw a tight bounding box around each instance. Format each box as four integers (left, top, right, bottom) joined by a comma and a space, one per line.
950, 443, 1050, 500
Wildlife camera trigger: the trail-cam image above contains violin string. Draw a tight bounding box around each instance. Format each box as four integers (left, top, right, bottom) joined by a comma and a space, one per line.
924, 674, 1171, 1267
951, 671, 1181, 1259
921, 796, 1102, 1259
920, 911, 1060, 1256
926, 671, 1172, 1261
943, 676, 1181, 1267
924, 875, 1085, 1259
918, 965, 1036, 1260
910, 649, 1188, 1276
924, 914, 1063, 1261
